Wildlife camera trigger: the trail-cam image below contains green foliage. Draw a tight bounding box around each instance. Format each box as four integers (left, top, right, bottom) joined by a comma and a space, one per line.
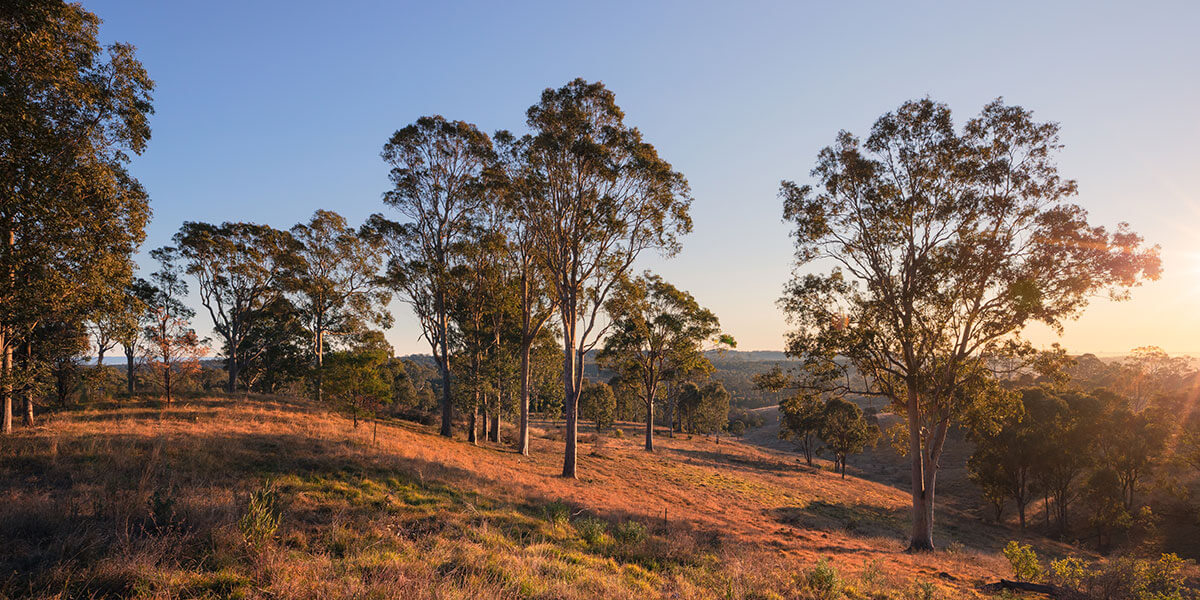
1048, 557, 1090, 590
613, 521, 648, 545
1002, 541, 1042, 582
779, 97, 1160, 548
599, 273, 725, 447
323, 348, 394, 428
818, 397, 879, 478
543, 501, 571, 528
802, 559, 841, 599
575, 517, 608, 546
779, 392, 825, 466
238, 480, 281, 550
578, 380, 617, 431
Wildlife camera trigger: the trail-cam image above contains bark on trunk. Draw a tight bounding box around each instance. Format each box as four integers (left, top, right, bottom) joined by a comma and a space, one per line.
488, 395, 500, 443
561, 330, 578, 478
517, 343, 531, 455
468, 402, 478, 445
644, 396, 654, 452
906, 382, 934, 551
22, 342, 33, 427
438, 359, 453, 437
2, 331, 11, 434
125, 347, 136, 396
226, 353, 238, 395
315, 329, 324, 403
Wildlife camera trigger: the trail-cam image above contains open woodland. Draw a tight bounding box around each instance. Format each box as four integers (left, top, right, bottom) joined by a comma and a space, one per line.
3, 1, 1199, 598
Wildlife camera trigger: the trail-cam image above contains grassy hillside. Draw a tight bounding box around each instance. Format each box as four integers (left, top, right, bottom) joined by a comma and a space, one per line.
1, 397, 1092, 599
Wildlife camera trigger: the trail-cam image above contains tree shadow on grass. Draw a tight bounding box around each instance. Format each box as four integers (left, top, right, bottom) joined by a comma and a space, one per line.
771, 500, 908, 539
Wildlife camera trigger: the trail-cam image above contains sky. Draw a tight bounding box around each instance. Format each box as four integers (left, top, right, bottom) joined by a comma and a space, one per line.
83, 0, 1200, 357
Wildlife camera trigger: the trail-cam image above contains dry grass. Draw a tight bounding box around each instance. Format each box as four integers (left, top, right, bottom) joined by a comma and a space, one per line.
0, 396, 1075, 599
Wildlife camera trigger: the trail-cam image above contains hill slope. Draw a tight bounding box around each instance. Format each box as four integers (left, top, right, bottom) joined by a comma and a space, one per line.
2, 397, 1057, 599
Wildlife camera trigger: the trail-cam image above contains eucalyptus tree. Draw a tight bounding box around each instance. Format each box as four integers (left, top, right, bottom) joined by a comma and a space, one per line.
779, 98, 1161, 550
117, 278, 156, 395
289, 210, 392, 404
143, 248, 206, 406
0, 1, 153, 432
599, 273, 723, 451
779, 392, 824, 467
517, 79, 693, 477
369, 116, 494, 438
493, 131, 559, 455
174, 221, 296, 393
818, 397, 879, 479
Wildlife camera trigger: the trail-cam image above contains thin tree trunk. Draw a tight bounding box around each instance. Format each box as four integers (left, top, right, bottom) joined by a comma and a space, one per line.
315, 329, 324, 403
226, 353, 238, 394
1, 329, 11, 434
489, 391, 500, 443
23, 342, 33, 427
125, 346, 136, 396
468, 398, 478, 445
438, 358, 453, 437
517, 343, 531, 455
644, 395, 654, 452
561, 324, 578, 478
666, 380, 675, 438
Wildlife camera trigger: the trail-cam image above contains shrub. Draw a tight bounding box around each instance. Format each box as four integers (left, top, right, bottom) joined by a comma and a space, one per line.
1002, 541, 1042, 582
612, 427, 625, 439
575, 517, 608, 546
803, 559, 841, 599
613, 520, 648, 544
543, 501, 571, 528
903, 580, 942, 600
238, 480, 280, 550
1048, 557, 1090, 590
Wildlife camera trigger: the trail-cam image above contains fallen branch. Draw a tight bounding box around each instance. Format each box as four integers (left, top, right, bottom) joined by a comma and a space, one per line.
978, 579, 1064, 597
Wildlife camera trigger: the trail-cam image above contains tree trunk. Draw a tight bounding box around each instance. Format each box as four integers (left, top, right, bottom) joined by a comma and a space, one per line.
644, 395, 654, 452
22, 342, 33, 427
2, 329, 11, 434
906, 383, 934, 551
561, 325, 578, 478
164, 361, 173, 406
488, 392, 500, 443
468, 401, 478, 445
373, 415, 378, 444
125, 346, 136, 396
226, 353, 238, 395
666, 381, 675, 438
438, 358, 453, 437
315, 329, 324, 403
517, 343, 531, 455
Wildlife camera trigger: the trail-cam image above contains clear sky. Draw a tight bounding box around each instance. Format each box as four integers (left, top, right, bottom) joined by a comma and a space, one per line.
84, 0, 1200, 357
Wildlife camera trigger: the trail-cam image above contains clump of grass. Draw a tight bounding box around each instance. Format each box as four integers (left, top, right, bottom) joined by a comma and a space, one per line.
613, 520, 648, 545
802, 558, 841, 599
238, 480, 280, 550
543, 500, 571, 528
575, 517, 609, 546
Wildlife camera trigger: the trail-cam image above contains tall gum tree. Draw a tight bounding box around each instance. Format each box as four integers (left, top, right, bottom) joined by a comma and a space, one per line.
370, 116, 494, 438
288, 210, 392, 404
493, 130, 559, 455
598, 273, 727, 452
0, 1, 152, 432
778, 98, 1161, 550
174, 221, 296, 394
517, 79, 692, 478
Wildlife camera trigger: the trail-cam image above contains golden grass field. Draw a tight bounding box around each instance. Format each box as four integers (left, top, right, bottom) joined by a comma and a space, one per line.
0, 396, 1096, 599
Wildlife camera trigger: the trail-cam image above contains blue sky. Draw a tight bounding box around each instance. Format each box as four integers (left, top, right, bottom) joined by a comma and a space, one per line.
85, 1, 1200, 356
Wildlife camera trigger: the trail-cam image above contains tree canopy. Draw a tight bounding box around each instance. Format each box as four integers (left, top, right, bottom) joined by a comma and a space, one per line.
779, 98, 1161, 550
